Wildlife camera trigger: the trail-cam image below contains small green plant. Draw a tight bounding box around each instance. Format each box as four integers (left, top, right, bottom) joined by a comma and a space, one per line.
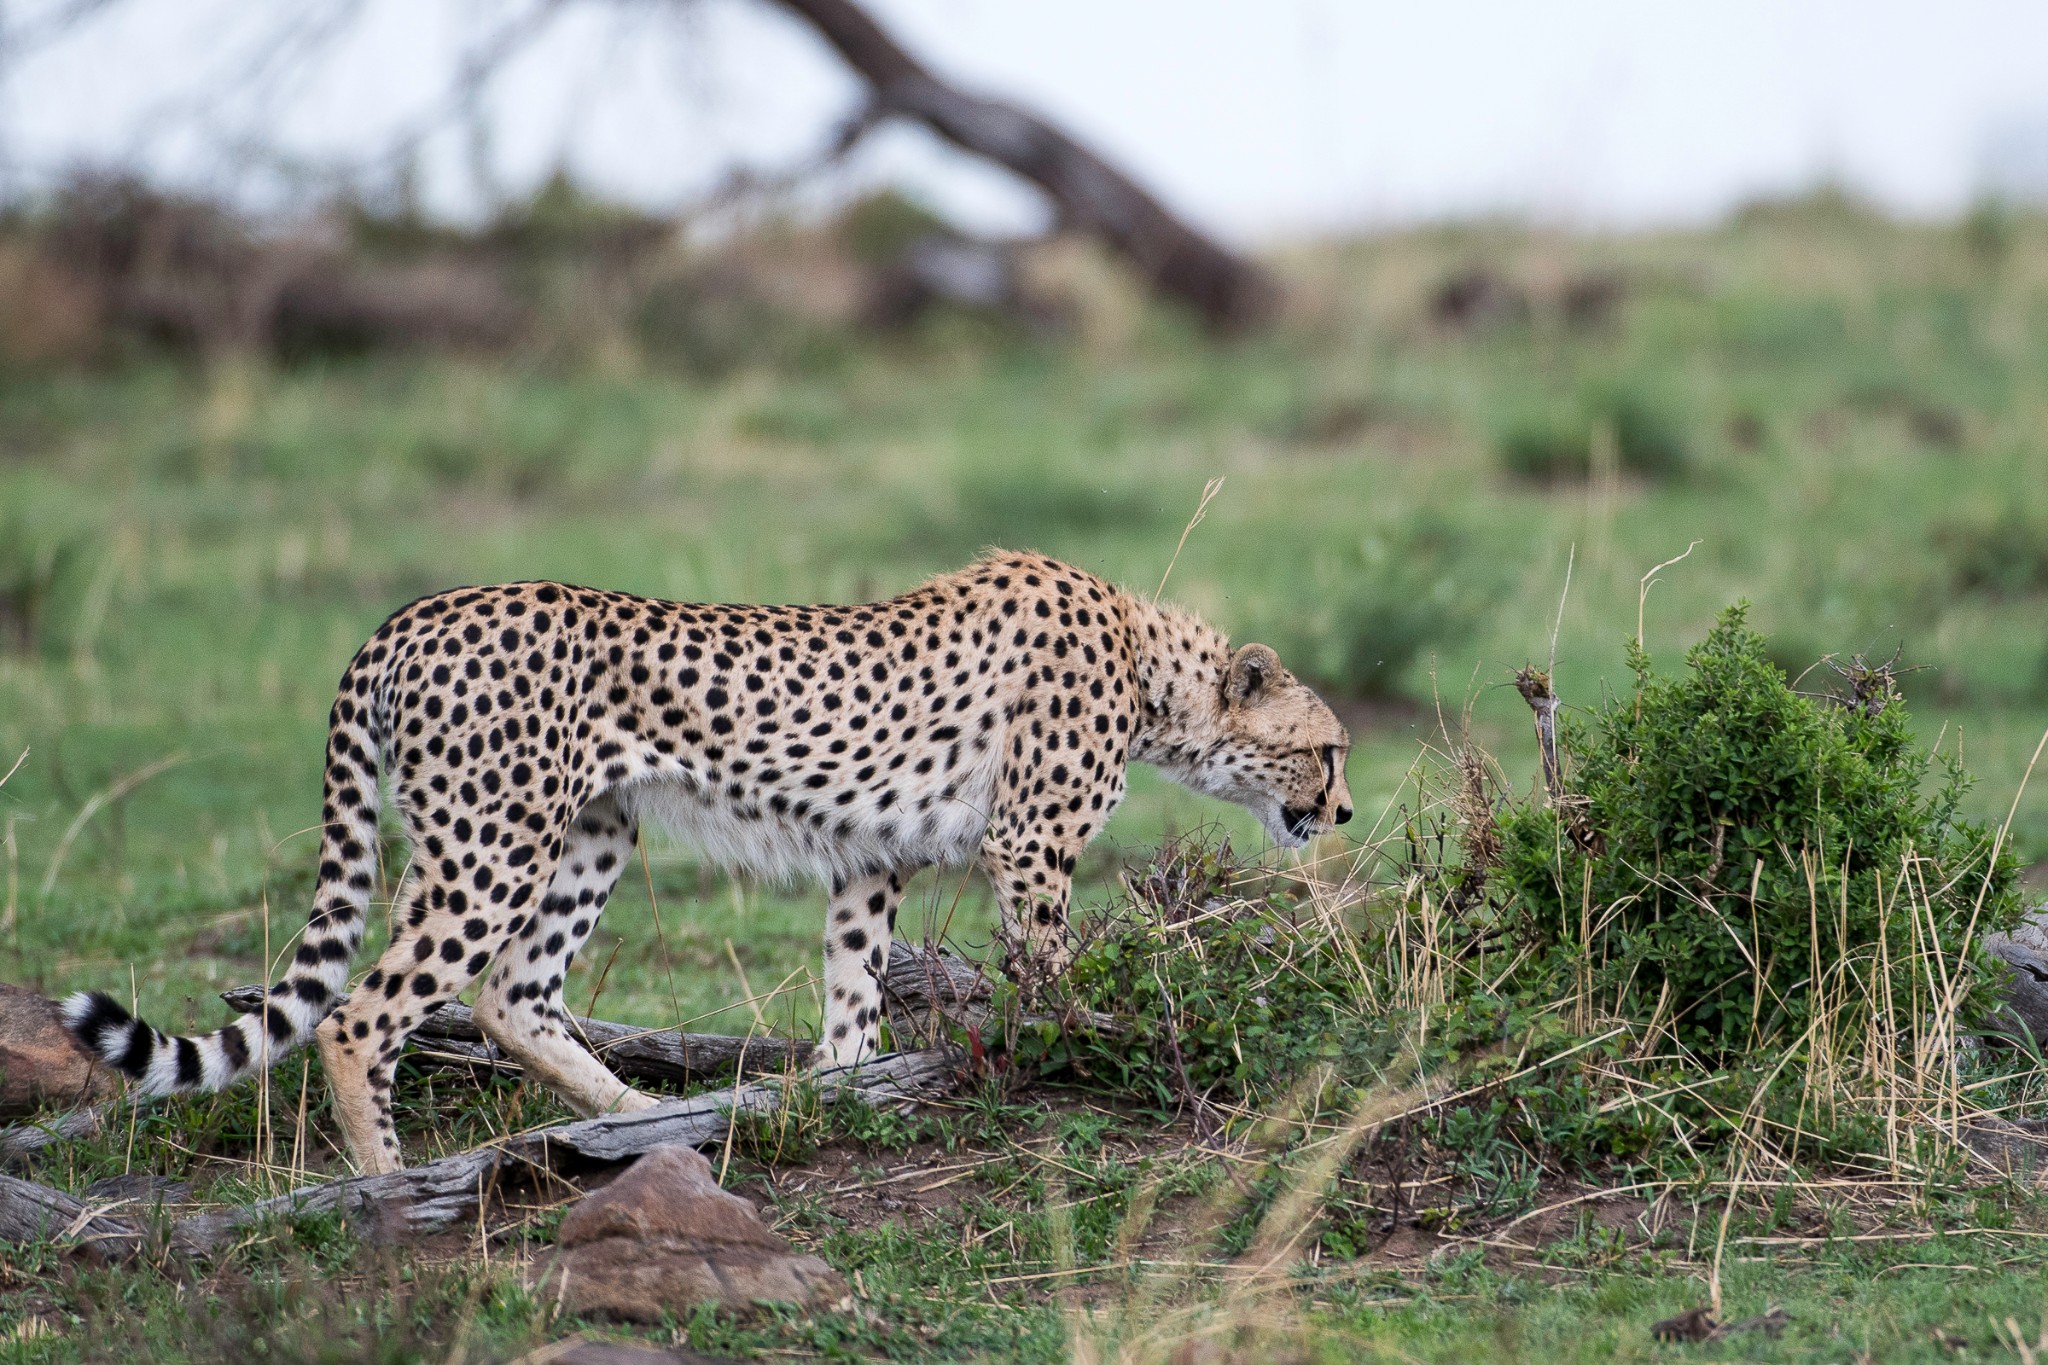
0, 513, 84, 655
1253, 512, 1497, 698
834, 189, 952, 268
1497, 382, 1690, 482
1933, 502, 2048, 598
635, 270, 848, 379
1493, 604, 2023, 1058
720, 1079, 829, 1166
1039, 837, 1384, 1110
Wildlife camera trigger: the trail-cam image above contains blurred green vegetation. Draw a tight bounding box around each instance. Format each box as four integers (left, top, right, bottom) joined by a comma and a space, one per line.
2, 203, 2047, 1057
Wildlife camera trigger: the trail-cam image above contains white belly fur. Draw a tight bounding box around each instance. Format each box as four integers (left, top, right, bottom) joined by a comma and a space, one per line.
614, 758, 998, 887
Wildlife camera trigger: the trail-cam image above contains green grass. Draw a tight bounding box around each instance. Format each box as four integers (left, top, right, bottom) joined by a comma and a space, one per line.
5, 209, 2048, 1360
16, 1080, 2048, 1363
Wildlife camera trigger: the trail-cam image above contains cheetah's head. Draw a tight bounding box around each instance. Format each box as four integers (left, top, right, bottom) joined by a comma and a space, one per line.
1190, 644, 1353, 848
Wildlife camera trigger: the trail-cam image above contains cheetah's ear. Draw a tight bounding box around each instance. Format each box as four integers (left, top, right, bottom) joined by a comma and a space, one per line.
1224, 643, 1281, 709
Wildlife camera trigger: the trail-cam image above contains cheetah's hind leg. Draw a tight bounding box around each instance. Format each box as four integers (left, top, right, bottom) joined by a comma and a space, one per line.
473, 795, 661, 1116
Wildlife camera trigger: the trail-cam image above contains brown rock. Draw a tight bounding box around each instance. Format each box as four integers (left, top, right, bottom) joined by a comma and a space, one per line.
547, 1238, 846, 1324
0, 982, 120, 1118
553, 1341, 741, 1365
559, 1146, 782, 1251
537, 1144, 848, 1323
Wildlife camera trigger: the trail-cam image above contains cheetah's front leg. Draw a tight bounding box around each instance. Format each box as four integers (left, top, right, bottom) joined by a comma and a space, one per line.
819, 870, 908, 1067
979, 822, 1081, 981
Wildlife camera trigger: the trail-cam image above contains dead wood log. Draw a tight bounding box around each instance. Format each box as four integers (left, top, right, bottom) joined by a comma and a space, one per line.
0, 1046, 959, 1258
0, 1171, 157, 1258
0, 1102, 112, 1169
221, 941, 998, 1086
222, 985, 803, 1083
4, 943, 1108, 1178
767, 0, 1279, 333
1512, 665, 1565, 803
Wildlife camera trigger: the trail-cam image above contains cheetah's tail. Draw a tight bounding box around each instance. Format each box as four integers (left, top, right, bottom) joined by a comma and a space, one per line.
61, 649, 387, 1097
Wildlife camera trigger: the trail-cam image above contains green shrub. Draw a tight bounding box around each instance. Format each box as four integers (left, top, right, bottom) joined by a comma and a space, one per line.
1497, 383, 1689, 482
635, 271, 832, 379
0, 512, 86, 655
1253, 513, 1496, 698
1933, 503, 2048, 598
833, 189, 951, 267
1493, 604, 2022, 1058
1030, 838, 1391, 1109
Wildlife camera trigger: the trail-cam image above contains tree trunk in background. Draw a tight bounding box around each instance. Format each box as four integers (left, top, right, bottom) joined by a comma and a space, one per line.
768, 0, 1282, 334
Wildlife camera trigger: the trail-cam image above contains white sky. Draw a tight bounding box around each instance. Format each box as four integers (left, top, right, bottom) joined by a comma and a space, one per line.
3, 0, 2046, 240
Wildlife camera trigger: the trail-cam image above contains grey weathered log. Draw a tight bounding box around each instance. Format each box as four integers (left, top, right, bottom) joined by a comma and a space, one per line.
1512, 664, 1603, 856
0, 1048, 959, 1256
221, 941, 997, 1085
1960, 1113, 2048, 1179
1513, 665, 1565, 805
767, 0, 1279, 333
0, 1171, 154, 1258
0, 1102, 112, 1169
1985, 909, 2048, 1048
174, 1045, 961, 1251
220, 985, 805, 1083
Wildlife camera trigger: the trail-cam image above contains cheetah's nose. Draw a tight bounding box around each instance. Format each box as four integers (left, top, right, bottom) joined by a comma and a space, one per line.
1335, 804, 1353, 826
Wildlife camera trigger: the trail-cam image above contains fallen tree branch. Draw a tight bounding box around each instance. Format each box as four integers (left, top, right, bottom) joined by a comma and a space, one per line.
0, 1046, 962, 1258
222, 941, 1003, 1086
6, 942, 1117, 1176
221, 985, 803, 1083
1513, 665, 1565, 803
765, 0, 1280, 332
0, 1102, 112, 1169
0, 1170, 158, 1259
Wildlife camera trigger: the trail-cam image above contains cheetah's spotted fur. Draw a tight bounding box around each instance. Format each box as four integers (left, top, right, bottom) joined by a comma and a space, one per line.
64, 552, 1352, 1173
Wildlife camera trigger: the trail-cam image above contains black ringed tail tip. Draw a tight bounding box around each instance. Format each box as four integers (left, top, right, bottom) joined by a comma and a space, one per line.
60, 990, 155, 1080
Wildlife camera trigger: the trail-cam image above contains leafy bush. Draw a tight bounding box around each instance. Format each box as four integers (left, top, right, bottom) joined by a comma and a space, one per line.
834, 189, 952, 267
890, 456, 1173, 564
1253, 513, 1496, 698
1497, 382, 1690, 482
1493, 604, 2022, 1057
1933, 503, 2048, 598
1004, 607, 2028, 1207
1028, 838, 1391, 1109
635, 269, 847, 380
0, 512, 86, 655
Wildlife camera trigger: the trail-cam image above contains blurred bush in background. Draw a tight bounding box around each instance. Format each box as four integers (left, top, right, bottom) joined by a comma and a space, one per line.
1249, 512, 1501, 700
1495, 380, 1691, 483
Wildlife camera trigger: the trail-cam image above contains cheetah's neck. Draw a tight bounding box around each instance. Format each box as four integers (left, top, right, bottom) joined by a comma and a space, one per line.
1121, 594, 1232, 776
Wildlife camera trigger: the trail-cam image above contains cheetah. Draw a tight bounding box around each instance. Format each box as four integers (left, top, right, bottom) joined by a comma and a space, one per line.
63, 552, 1352, 1174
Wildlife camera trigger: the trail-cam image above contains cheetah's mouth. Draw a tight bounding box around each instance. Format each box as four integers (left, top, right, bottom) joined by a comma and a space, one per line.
1272, 804, 1321, 848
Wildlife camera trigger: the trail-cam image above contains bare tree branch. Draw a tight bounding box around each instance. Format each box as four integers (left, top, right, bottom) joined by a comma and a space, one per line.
0, 1046, 960, 1256
763, 0, 1281, 332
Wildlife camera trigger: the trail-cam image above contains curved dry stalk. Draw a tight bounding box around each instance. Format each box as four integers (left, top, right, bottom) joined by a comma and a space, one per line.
38, 751, 188, 900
